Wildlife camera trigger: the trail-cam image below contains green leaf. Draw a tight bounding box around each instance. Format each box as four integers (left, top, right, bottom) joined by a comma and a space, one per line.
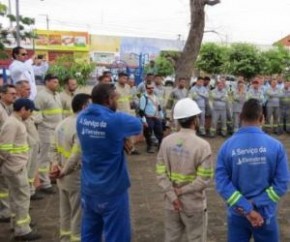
196, 42, 228, 74
48, 55, 95, 87
0, 3, 7, 16
0, 2, 36, 50
7, 14, 16, 22
227, 43, 262, 79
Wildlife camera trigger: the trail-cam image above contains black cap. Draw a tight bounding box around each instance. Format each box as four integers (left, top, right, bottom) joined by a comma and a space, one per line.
13, 98, 38, 111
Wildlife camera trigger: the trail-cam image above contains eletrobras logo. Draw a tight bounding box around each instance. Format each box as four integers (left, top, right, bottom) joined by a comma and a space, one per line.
79, 118, 107, 138
79, 118, 107, 128
231, 147, 267, 157
231, 146, 267, 166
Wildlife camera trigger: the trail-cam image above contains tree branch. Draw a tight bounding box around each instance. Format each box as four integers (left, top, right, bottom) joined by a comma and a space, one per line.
204, 0, 221, 6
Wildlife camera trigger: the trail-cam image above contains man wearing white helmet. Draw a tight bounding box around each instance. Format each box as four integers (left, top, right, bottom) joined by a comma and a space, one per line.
156, 98, 213, 242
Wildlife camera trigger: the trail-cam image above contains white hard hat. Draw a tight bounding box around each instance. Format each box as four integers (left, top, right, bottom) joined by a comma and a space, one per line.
173, 98, 202, 120
18, 74, 28, 81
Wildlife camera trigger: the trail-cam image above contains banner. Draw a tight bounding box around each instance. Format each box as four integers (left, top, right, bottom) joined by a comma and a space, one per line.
90, 35, 120, 52
120, 37, 183, 65
35, 29, 89, 51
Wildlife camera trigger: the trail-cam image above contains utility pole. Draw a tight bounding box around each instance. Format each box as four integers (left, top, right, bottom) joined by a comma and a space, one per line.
45, 14, 49, 30
15, 0, 20, 46
177, 34, 183, 51
39, 14, 50, 30
8, 0, 12, 28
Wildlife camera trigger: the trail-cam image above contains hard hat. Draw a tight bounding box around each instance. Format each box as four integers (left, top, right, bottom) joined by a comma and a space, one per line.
173, 98, 201, 120
18, 74, 28, 82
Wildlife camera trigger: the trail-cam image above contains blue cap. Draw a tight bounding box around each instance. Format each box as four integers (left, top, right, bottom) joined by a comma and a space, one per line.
13, 98, 38, 111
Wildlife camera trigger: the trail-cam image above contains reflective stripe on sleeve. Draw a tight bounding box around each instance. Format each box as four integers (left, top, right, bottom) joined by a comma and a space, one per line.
227, 191, 242, 206
63, 109, 72, 115
57, 146, 70, 159
0, 192, 9, 199
42, 109, 63, 115
118, 96, 131, 103
60, 230, 71, 236
71, 235, 81, 242
266, 186, 280, 203
38, 166, 50, 173
170, 172, 196, 183
196, 167, 214, 178
10, 146, 29, 153
156, 164, 166, 175
57, 145, 81, 159
0, 144, 13, 150
71, 144, 81, 155
0, 144, 29, 154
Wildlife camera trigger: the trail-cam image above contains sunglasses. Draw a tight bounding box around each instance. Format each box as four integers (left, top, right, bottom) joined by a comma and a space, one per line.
20, 53, 28, 56
146, 87, 154, 90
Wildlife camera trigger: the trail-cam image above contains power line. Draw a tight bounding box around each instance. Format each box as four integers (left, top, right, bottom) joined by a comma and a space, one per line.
17, 0, 190, 38
34, 17, 190, 40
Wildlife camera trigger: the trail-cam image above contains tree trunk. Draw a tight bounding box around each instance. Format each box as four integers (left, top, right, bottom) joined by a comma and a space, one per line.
175, 0, 220, 86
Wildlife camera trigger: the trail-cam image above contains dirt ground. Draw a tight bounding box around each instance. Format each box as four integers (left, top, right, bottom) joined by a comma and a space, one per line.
0, 135, 290, 242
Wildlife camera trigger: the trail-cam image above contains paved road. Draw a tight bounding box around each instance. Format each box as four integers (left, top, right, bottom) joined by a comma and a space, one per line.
0, 135, 290, 242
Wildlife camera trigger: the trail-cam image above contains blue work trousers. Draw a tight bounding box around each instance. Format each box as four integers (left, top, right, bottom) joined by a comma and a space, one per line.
81, 191, 131, 242
227, 214, 279, 242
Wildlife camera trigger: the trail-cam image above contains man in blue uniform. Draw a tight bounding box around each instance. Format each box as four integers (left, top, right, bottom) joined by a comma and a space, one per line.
77, 83, 142, 242
215, 98, 289, 242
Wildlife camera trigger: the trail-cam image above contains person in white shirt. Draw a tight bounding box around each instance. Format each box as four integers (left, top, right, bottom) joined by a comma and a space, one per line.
9, 46, 37, 100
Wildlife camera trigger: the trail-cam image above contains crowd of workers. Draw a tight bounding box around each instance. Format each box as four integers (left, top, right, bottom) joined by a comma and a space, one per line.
157, 97, 288, 242
99, 71, 290, 154
0, 45, 289, 242
0, 46, 85, 241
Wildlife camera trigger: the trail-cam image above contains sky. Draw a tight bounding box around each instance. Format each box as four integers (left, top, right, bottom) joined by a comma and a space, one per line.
2, 0, 290, 45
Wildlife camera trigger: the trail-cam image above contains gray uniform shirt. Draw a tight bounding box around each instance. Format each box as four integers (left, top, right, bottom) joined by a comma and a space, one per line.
167, 88, 188, 109
247, 88, 265, 105
265, 87, 283, 107
154, 84, 166, 108
210, 88, 228, 110
232, 90, 246, 113
189, 85, 208, 108
280, 88, 290, 107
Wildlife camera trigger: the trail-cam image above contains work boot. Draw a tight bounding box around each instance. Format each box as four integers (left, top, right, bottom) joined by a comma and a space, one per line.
38, 186, 56, 195
208, 133, 215, 138
11, 221, 36, 232
130, 149, 141, 155
147, 146, 155, 154
274, 128, 283, 136
14, 231, 42, 241
221, 132, 227, 137
199, 131, 206, 136
30, 192, 44, 201
0, 217, 10, 223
